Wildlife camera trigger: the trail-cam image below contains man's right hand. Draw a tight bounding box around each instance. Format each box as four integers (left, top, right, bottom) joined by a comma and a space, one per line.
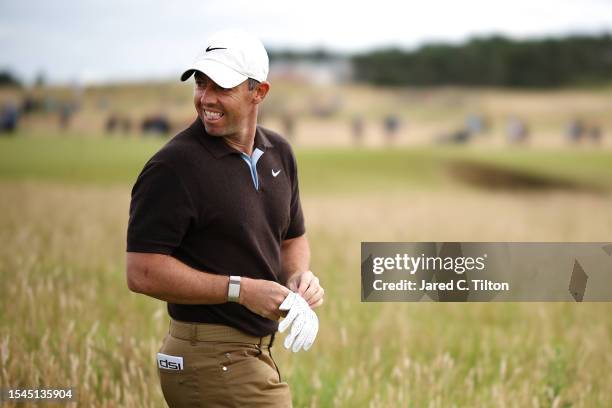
238, 277, 290, 321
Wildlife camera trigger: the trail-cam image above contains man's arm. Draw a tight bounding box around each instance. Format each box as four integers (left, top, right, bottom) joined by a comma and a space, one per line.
280, 234, 311, 285
126, 252, 290, 320
281, 234, 324, 308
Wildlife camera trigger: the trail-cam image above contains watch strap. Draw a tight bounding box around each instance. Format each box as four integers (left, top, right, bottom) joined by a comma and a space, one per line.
228, 276, 241, 302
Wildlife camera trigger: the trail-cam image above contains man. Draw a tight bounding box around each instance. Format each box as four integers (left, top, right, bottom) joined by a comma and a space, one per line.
125, 29, 324, 407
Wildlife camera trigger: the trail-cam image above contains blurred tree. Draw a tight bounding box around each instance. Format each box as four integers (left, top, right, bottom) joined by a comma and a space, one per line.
0, 70, 21, 87
352, 34, 612, 88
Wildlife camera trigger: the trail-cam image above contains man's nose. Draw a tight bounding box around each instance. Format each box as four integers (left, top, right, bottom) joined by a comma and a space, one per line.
201, 84, 218, 106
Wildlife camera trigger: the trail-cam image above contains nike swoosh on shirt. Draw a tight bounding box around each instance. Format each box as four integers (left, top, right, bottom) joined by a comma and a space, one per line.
272, 169, 282, 177
206, 46, 227, 52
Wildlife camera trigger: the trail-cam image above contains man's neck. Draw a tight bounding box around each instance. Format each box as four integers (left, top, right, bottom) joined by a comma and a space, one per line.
223, 116, 258, 156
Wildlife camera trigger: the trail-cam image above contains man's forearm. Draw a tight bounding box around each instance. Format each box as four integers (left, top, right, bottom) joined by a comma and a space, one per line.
280, 234, 311, 285
126, 252, 230, 304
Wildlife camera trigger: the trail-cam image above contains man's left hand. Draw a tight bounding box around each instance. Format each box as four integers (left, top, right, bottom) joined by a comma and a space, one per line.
286, 270, 324, 309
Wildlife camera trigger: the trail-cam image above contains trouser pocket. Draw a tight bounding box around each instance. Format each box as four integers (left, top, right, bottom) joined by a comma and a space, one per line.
157, 334, 202, 407
213, 343, 292, 407
158, 366, 201, 408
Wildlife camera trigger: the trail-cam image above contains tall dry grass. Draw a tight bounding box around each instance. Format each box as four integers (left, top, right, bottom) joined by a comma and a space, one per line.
1, 181, 611, 407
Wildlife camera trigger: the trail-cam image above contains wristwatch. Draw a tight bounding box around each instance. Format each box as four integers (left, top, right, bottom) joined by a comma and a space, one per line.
227, 276, 241, 303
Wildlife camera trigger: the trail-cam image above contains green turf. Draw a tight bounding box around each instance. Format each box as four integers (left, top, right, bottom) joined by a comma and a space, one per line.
1, 133, 612, 192
0, 133, 162, 186
437, 147, 612, 189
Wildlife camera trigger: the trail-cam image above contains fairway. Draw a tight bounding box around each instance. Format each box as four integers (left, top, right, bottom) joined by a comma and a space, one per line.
1, 134, 611, 407
2, 134, 612, 191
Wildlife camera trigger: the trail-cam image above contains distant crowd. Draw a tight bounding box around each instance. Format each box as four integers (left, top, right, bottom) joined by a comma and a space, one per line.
1, 93, 606, 147
0, 93, 174, 137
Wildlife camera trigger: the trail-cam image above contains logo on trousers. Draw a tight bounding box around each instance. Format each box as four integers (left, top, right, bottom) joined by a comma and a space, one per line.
157, 353, 184, 370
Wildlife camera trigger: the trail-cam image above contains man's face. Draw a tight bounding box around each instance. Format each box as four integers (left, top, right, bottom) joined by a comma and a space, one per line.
193, 72, 255, 137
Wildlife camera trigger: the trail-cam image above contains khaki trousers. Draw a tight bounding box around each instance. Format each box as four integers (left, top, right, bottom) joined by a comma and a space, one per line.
157, 319, 292, 407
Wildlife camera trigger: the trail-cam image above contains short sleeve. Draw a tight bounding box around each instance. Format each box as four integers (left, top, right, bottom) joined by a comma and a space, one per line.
127, 160, 196, 254
284, 147, 305, 240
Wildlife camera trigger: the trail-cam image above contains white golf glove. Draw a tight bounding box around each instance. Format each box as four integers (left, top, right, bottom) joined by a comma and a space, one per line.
278, 292, 319, 352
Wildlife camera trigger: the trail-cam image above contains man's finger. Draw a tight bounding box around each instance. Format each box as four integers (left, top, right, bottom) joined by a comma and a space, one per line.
297, 271, 313, 295
302, 278, 320, 302
307, 288, 324, 306
309, 297, 324, 309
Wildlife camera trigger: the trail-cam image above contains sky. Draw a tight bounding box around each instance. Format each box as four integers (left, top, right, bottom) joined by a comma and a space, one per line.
1, 0, 611, 84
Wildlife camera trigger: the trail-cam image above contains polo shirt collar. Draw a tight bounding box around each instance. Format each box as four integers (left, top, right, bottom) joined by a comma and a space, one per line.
190, 118, 273, 159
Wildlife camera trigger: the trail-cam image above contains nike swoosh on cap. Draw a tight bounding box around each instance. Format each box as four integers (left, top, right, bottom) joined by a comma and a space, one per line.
272, 169, 281, 177
206, 46, 227, 52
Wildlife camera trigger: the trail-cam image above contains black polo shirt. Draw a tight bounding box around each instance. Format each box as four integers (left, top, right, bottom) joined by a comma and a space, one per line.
126, 118, 305, 336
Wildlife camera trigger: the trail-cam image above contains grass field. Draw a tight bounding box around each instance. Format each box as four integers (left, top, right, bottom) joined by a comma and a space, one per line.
1, 130, 612, 407
2, 135, 612, 191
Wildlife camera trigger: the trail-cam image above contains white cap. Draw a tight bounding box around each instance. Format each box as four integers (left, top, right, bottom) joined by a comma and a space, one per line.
180, 29, 269, 88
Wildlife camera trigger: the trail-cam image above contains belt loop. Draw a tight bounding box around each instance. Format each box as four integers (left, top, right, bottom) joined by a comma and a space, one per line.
190, 323, 197, 345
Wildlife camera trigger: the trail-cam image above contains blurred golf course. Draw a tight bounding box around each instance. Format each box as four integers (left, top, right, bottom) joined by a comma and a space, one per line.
1, 82, 611, 407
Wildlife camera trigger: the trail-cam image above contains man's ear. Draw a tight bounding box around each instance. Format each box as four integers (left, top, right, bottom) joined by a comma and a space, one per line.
252, 81, 270, 105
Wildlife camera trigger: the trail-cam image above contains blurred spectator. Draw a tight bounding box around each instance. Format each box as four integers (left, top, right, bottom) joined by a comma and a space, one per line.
587, 124, 602, 144
106, 115, 118, 133
59, 102, 74, 130
309, 95, 343, 118
281, 112, 296, 141
106, 113, 132, 135
436, 128, 471, 144
141, 114, 170, 136
507, 117, 529, 144
566, 119, 584, 143
121, 117, 133, 133
351, 115, 364, 146
0, 103, 19, 134
383, 115, 400, 144
465, 113, 488, 135
21, 94, 39, 114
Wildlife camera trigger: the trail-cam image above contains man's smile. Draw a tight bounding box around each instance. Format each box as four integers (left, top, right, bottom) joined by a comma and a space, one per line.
203, 109, 224, 122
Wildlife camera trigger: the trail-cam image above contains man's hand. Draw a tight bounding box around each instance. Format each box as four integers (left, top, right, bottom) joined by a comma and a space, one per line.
286, 270, 324, 309
239, 277, 290, 321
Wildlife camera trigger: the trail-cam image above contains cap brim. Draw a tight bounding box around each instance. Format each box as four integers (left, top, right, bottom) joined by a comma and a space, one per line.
180, 59, 247, 88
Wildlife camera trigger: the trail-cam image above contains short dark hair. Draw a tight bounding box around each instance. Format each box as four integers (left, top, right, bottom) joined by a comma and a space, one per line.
247, 78, 260, 91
